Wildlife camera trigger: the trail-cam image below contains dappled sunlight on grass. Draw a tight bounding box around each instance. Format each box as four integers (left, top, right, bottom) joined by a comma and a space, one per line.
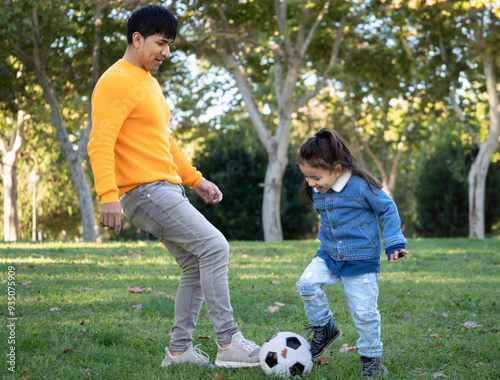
1, 238, 499, 379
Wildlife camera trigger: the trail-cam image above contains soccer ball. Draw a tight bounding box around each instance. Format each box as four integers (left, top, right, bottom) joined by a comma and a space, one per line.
259, 332, 313, 378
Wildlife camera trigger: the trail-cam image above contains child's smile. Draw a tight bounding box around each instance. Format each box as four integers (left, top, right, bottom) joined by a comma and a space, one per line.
299, 163, 342, 193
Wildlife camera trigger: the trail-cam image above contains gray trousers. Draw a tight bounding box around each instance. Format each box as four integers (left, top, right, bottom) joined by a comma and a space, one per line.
120, 180, 238, 350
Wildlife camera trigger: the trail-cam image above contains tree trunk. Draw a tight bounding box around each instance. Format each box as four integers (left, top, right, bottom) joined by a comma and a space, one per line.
0, 110, 25, 241
2, 160, 20, 241
468, 54, 500, 238
27, 7, 98, 241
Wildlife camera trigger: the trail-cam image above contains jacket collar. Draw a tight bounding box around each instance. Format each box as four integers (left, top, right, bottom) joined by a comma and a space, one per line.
332, 170, 351, 192
313, 170, 352, 193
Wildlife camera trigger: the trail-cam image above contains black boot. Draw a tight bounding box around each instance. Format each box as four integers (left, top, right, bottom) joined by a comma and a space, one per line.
360, 356, 388, 377
305, 319, 342, 359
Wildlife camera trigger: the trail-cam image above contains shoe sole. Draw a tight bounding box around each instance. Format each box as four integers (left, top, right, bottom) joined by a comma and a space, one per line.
214, 360, 260, 368
312, 327, 342, 360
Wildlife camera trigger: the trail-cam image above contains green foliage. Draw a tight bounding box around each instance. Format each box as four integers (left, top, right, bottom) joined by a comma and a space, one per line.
184, 127, 318, 241
1, 238, 499, 379
415, 134, 500, 237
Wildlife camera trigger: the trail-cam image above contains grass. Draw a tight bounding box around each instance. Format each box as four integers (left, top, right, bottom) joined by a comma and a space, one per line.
0, 238, 499, 379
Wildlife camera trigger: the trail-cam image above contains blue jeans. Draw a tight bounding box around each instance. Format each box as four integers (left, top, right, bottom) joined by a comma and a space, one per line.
296, 257, 383, 358
120, 181, 239, 351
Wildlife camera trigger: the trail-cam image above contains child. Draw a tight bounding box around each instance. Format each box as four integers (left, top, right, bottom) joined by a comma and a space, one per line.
295, 128, 409, 377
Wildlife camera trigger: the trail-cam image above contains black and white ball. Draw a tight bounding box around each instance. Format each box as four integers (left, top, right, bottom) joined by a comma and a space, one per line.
259, 332, 313, 378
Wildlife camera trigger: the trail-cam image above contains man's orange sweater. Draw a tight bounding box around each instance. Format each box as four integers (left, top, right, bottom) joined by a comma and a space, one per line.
88, 59, 203, 204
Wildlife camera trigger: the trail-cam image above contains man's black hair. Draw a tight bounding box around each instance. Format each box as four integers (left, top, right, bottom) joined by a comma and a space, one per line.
126, 5, 178, 44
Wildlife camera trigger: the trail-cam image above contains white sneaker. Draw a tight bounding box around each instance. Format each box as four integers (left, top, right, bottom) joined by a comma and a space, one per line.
160, 344, 210, 367
215, 332, 261, 368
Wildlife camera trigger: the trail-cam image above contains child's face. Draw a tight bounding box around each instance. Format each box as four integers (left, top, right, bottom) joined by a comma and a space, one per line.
299, 163, 342, 193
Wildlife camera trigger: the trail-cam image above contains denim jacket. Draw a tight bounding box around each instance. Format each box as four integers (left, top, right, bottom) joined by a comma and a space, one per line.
312, 171, 407, 261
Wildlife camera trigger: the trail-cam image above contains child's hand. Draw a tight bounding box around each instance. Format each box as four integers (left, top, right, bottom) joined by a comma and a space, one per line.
388, 249, 409, 262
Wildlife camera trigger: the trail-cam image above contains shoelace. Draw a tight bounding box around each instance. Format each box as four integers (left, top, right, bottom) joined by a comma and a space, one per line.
239, 338, 259, 352
192, 344, 210, 363
304, 323, 325, 345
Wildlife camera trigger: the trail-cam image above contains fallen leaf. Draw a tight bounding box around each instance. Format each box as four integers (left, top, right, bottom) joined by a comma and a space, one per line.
127, 286, 147, 293
404, 312, 412, 321
80, 328, 86, 333
430, 334, 441, 339
80, 320, 85, 325
77, 267, 84, 272
285, 259, 292, 264
82, 368, 92, 376
166, 294, 176, 301
271, 281, 281, 285
339, 343, 357, 353
414, 370, 427, 375
476, 362, 485, 367
442, 313, 449, 318
215, 372, 225, 379
145, 338, 156, 341
50, 307, 62, 312
316, 356, 328, 366
96, 273, 103, 276
25, 264, 35, 268
198, 335, 212, 339
62, 349, 74, 354
152, 291, 167, 296
265, 306, 280, 314
433, 371, 447, 378
19, 372, 29, 378
275, 302, 286, 307
463, 321, 481, 329
131, 304, 142, 311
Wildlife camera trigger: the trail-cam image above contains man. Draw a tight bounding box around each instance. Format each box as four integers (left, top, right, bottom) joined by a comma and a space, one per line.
88, 4, 260, 368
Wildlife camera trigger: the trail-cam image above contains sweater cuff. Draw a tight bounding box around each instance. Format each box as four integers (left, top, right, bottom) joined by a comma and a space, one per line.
101, 190, 119, 205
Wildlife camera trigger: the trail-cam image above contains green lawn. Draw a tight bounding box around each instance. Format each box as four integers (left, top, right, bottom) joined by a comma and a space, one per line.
1, 238, 499, 379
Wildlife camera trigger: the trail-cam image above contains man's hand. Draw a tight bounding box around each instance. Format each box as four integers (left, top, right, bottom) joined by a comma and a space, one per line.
99, 202, 122, 235
194, 180, 223, 204
388, 248, 409, 263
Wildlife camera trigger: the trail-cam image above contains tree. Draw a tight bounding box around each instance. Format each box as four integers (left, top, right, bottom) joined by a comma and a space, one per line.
0, 110, 26, 241
0, 0, 106, 240
172, 0, 350, 241
402, 0, 500, 237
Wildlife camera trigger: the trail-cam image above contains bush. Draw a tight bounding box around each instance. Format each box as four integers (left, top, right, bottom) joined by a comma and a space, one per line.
187, 129, 318, 241
415, 139, 500, 237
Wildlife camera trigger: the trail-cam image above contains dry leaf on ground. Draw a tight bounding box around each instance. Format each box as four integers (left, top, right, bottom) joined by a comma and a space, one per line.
339, 343, 357, 353
265, 306, 280, 314
127, 286, 148, 293
433, 371, 447, 378
463, 321, 481, 329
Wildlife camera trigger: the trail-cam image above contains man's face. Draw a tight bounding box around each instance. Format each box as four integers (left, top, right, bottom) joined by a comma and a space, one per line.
134, 33, 172, 72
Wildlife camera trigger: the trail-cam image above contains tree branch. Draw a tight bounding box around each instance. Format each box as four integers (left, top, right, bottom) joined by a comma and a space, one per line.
299, 0, 332, 57
79, 0, 103, 157
274, 0, 293, 55
438, 25, 481, 147
293, 15, 346, 111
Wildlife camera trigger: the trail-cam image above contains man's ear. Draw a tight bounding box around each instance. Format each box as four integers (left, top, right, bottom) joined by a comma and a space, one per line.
132, 32, 144, 48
